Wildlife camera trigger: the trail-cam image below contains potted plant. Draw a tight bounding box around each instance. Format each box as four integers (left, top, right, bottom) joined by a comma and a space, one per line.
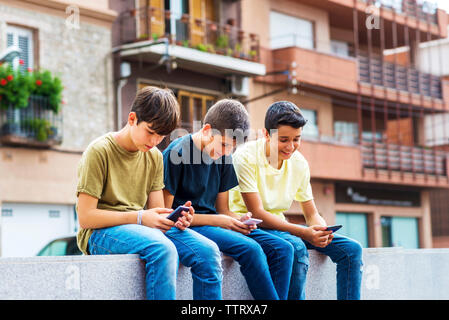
195, 43, 208, 52
249, 50, 258, 61
0, 62, 63, 144
215, 35, 229, 55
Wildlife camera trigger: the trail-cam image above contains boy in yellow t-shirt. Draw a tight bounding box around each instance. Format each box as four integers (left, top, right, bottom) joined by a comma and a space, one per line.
229, 101, 363, 300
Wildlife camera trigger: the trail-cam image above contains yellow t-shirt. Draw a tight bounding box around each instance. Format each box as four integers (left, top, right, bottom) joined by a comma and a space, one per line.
229, 138, 314, 220
76, 132, 165, 255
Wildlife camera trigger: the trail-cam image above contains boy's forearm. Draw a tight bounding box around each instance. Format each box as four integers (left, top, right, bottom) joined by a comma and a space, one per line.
252, 209, 307, 238
190, 213, 221, 226
79, 208, 138, 229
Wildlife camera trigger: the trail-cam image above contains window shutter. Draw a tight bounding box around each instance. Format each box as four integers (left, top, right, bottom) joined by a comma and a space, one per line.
5, 26, 34, 72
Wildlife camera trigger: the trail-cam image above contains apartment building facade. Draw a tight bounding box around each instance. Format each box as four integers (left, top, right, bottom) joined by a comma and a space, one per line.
238, 0, 449, 248
111, 0, 265, 148
0, 0, 116, 256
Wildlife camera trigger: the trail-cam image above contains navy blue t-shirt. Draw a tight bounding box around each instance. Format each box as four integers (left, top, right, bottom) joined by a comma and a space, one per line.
162, 134, 238, 214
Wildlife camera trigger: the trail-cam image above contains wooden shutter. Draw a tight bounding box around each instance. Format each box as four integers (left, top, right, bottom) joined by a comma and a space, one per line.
386, 118, 414, 146
190, 0, 205, 46
138, 0, 165, 39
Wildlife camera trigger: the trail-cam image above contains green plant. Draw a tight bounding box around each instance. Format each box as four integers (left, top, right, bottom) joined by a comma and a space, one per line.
205, 44, 215, 53
234, 42, 242, 54
0, 64, 32, 110
152, 32, 159, 41
182, 40, 190, 47
29, 70, 64, 113
0, 62, 63, 114
226, 48, 233, 56
216, 35, 229, 49
21, 118, 52, 142
195, 43, 208, 52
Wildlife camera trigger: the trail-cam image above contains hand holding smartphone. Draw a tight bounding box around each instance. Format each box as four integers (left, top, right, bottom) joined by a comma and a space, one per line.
325, 225, 342, 233
242, 218, 263, 226
166, 205, 190, 222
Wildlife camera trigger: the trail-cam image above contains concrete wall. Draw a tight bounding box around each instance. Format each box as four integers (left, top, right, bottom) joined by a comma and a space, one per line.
1, 248, 449, 300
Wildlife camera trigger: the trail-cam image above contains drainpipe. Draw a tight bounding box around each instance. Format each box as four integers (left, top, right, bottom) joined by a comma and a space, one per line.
112, 39, 172, 130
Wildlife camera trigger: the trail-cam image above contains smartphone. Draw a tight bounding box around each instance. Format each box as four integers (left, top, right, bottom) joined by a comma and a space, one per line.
166, 205, 190, 222
325, 225, 342, 233
243, 218, 263, 225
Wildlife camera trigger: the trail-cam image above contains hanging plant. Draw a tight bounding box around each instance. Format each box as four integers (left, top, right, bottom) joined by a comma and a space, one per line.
0, 63, 32, 110
0, 62, 63, 114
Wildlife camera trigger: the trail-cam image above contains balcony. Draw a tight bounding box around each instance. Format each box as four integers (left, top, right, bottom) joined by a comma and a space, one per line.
115, 5, 265, 77
300, 128, 449, 187
260, 45, 359, 93
359, 0, 439, 24
0, 95, 63, 148
358, 54, 443, 99
362, 141, 447, 176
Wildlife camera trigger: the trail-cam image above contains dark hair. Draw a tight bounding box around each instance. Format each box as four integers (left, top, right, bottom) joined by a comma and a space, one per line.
130, 86, 180, 135
264, 101, 307, 134
203, 99, 250, 140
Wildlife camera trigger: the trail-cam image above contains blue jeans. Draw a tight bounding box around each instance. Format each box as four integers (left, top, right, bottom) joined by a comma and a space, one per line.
261, 229, 363, 300
88, 224, 223, 300
190, 226, 294, 300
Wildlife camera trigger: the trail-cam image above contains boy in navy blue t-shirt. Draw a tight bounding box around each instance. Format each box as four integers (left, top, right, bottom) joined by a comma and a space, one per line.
162, 99, 294, 300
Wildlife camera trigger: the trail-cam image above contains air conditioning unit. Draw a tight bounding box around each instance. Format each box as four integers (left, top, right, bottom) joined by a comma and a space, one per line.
226, 75, 249, 97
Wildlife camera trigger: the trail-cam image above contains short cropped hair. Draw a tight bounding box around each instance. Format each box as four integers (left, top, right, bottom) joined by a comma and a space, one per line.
130, 86, 180, 135
264, 101, 307, 134
203, 99, 250, 140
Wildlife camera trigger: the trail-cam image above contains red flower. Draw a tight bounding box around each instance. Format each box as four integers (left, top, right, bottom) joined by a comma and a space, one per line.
6, 75, 13, 81
19, 59, 25, 65
36, 79, 42, 86
27, 68, 33, 73
0, 79, 7, 86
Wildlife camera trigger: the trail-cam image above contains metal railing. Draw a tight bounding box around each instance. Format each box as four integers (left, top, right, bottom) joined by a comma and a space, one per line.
360, 0, 439, 24
362, 141, 447, 176
358, 54, 443, 99
118, 5, 260, 62
0, 95, 63, 147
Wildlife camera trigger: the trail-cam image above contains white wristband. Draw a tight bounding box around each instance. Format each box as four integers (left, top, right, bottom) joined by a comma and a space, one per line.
137, 210, 144, 225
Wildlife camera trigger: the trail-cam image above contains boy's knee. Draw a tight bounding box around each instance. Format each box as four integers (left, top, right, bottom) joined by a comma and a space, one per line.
279, 240, 295, 258
347, 240, 363, 261
243, 240, 265, 258
141, 238, 178, 265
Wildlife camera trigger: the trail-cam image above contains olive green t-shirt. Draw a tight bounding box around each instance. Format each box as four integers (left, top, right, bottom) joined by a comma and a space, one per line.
76, 132, 165, 255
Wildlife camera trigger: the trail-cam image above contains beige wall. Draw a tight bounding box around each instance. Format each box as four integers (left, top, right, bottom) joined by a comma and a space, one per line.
242, 0, 331, 52
0, 147, 81, 206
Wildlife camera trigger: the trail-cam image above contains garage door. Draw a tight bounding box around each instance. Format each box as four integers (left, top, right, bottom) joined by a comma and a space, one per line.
1, 203, 77, 257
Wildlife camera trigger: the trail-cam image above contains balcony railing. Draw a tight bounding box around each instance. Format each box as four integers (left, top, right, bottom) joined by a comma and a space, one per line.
362, 141, 447, 176
118, 6, 260, 62
358, 54, 443, 99
360, 0, 439, 24
0, 95, 63, 148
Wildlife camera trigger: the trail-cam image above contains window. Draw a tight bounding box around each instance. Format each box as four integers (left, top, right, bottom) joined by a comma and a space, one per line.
300, 109, 319, 139
336, 212, 369, 247
381, 216, 419, 249
334, 121, 359, 144
331, 40, 350, 57
6, 25, 34, 72
177, 90, 215, 132
270, 11, 314, 50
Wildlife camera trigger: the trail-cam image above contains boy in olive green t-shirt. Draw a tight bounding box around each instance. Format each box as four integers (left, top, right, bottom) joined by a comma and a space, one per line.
76, 86, 223, 300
